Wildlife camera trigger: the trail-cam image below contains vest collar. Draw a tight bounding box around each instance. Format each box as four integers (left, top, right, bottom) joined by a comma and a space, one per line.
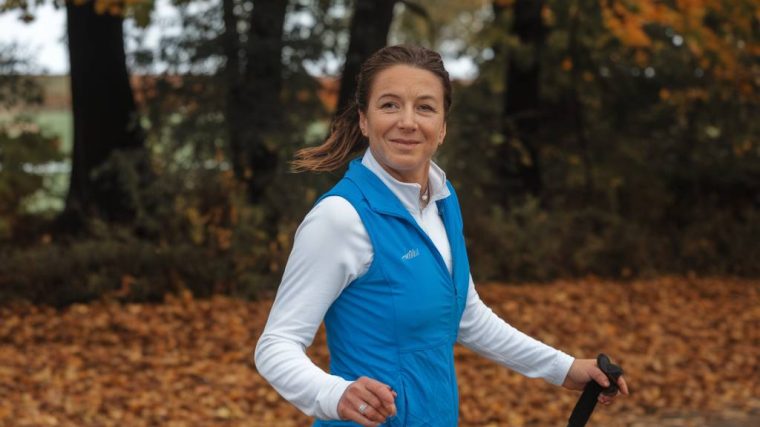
356, 149, 451, 216
345, 159, 411, 218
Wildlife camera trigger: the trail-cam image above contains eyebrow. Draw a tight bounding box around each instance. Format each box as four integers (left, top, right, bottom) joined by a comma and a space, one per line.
376, 93, 439, 103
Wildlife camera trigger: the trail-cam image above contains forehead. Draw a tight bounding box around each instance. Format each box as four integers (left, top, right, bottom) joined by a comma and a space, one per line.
369, 64, 444, 100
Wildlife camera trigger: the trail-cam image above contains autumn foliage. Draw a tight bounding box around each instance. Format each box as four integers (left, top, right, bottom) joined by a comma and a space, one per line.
1, 277, 758, 426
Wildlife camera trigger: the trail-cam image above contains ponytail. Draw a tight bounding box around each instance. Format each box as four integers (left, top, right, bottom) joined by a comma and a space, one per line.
291, 103, 367, 172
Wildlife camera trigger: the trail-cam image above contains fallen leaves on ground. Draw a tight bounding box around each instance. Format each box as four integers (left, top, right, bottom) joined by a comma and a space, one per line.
0, 277, 758, 426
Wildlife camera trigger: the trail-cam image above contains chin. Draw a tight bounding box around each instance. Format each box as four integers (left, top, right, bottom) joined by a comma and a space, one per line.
387, 157, 420, 171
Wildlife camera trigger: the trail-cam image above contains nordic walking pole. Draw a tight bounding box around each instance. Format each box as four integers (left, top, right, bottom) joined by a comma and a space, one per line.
567, 354, 624, 427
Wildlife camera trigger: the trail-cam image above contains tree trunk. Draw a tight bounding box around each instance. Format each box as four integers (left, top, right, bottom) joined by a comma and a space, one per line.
336, 0, 397, 115
63, 0, 145, 224
242, 0, 287, 204
222, 0, 245, 180
495, 0, 545, 202
567, 2, 595, 202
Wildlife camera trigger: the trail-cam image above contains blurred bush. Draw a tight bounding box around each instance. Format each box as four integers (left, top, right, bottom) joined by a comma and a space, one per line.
0, 151, 304, 306
466, 198, 760, 283
0, 124, 63, 241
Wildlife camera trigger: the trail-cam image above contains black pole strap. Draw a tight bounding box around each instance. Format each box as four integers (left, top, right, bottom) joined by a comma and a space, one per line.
567, 354, 623, 427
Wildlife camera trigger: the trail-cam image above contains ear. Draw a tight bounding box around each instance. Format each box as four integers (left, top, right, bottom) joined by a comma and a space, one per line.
359, 110, 368, 137
438, 121, 447, 145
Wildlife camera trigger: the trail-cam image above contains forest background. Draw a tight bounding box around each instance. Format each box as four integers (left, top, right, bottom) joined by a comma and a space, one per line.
1, 1, 759, 426
0, 0, 758, 304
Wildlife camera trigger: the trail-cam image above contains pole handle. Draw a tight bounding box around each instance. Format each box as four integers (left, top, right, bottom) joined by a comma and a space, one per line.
566, 353, 623, 427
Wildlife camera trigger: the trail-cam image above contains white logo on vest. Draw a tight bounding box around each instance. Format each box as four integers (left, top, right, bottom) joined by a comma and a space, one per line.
401, 248, 420, 261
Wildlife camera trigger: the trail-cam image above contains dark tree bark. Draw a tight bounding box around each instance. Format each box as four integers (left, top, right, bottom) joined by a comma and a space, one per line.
223, 0, 287, 204
222, 0, 245, 180
243, 0, 287, 203
567, 3, 595, 201
63, 0, 145, 224
494, 0, 545, 201
336, 0, 398, 115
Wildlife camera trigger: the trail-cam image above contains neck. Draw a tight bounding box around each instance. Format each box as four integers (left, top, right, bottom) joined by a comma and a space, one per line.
420, 181, 430, 207
390, 169, 427, 187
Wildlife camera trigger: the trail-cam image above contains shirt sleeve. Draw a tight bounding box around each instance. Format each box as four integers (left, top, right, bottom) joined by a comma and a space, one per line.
456, 275, 575, 386
254, 196, 373, 420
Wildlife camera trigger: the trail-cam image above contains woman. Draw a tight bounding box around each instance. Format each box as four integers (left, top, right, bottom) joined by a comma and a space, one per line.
255, 45, 628, 427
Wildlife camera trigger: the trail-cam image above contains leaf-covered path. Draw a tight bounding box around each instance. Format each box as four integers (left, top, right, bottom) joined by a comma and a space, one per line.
1, 277, 758, 426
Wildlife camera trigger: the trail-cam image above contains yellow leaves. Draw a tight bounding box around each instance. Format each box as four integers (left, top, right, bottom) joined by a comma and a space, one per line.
601, 1, 652, 48
633, 50, 650, 67
68, 0, 153, 23
561, 57, 573, 72
660, 87, 710, 110
296, 90, 311, 103
733, 139, 755, 157
185, 207, 205, 245
112, 274, 136, 298
215, 406, 232, 419
456, 277, 760, 425
184, 201, 235, 250
621, 19, 652, 48
600, 0, 756, 99
93, 0, 122, 16
684, 88, 709, 102
1, 278, 758, 425
215, 227, 232, 251
676, 0, 708, 26
541, 4, 555, 27
739, 79, 756, 98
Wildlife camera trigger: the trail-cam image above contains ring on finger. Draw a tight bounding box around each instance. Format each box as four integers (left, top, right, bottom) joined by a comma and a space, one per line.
358, 403, 368, 415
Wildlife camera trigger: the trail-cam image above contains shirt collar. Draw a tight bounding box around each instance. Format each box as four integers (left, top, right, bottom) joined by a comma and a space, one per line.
361, 148, 451, 213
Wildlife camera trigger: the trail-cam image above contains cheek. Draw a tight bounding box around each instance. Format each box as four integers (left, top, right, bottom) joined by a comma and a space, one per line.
426, 122, 445, 141
368, 117, 392, 137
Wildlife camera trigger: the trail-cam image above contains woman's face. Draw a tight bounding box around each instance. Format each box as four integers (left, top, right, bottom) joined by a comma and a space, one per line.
359, 64, 447, 185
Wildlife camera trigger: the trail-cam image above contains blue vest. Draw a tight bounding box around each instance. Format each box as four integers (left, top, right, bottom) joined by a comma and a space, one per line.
313, 159, 471, 426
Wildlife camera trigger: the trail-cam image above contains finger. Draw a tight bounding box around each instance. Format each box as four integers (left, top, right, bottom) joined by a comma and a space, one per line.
357, 401, 387, 424
346, 388, 387, 424
618, 375, 630, 395
364, 379, 397, 415
342, 392, 383, 426
353, 378, 395, 420
356, 387, 391, 420
588, 366, 611, 388
337, 385, 370, 423
343, 407, 379, 427
363, 378, 396, 405
359, 383, 390, 415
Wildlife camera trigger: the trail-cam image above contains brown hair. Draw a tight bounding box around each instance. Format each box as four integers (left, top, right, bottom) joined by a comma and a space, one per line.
292, 45, 452, 172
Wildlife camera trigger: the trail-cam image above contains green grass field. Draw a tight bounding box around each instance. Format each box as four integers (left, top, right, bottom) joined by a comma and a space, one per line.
32, 109, 73, 154
0, 109, 72, 213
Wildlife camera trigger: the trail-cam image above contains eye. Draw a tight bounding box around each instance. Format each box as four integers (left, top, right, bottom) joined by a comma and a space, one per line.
418, 104, 436, 112
380, 102, 399, 110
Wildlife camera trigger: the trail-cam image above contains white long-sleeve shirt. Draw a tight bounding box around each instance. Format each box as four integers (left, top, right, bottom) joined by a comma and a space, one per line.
254, 149, 574, 420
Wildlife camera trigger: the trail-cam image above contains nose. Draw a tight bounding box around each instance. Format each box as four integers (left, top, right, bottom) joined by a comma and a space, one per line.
397, 107, 417, 131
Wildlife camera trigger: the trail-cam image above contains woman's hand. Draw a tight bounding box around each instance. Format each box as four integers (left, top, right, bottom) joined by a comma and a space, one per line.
337, 376, 397, 426
563, 358, 630, 405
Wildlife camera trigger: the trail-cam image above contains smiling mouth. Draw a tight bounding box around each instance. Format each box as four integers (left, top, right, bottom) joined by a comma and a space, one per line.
390, 139, 420, 145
